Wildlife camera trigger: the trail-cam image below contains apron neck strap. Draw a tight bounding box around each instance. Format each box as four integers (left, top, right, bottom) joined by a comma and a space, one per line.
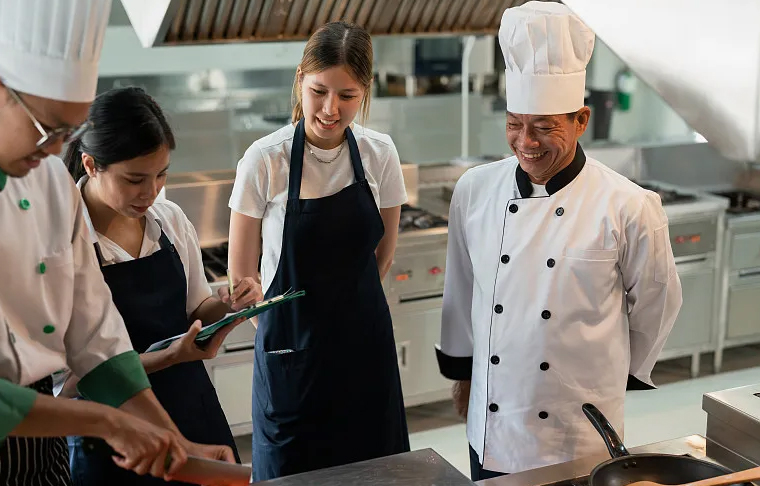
154, 218, 173, 251
93, 242, 106, 266
344, 126, 365, 182
0, 167, 7, 192
288, 119, 365, 201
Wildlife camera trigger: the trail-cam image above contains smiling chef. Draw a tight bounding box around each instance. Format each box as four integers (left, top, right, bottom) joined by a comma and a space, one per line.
436, 1, 683, 481
0, 1, 233, 484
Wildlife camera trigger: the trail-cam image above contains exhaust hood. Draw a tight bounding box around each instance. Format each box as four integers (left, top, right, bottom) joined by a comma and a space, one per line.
119, 0, 760, 163
562, 0, 760, 163
120, 0, 536, 47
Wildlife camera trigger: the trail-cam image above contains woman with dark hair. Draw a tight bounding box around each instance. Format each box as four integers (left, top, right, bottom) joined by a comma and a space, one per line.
225, 21, 410, 481
60, 86, 244, 485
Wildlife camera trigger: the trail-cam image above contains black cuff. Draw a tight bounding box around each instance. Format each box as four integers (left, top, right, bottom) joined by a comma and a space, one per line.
626, 374, 656, 390
436, 347, 473, 380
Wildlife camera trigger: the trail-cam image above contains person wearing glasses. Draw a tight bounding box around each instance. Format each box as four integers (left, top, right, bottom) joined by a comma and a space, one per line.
0, 1, 234, 485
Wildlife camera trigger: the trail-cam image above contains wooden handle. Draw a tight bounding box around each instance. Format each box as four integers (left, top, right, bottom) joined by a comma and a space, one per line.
686, 465, 760, 486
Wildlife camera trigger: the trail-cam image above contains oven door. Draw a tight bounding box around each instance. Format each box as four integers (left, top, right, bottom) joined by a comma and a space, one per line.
391, 296, 452, 407
204, 350, 254, 436
726, 270, 760, 339
662, 258, 715, 351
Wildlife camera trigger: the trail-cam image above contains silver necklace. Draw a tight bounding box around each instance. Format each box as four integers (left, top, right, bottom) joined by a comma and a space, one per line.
307, 140, 345, 164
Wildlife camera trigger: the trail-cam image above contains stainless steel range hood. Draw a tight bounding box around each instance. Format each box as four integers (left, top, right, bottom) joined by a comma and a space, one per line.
562, 0, 760, 163
120, 0, 533, 47
120, 0, 760, 163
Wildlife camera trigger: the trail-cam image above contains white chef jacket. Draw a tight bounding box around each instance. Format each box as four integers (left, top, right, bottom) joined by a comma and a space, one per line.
229, 123, 408, 294
438, 145, 682, 473
0, 156, 147, 438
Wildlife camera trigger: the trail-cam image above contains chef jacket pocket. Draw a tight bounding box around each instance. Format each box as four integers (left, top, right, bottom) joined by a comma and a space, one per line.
43, 246, 75, 268
563, 248, 618, 261
40, 247, 75, 331
258, 348, 321, 417
562, 248, 619, 311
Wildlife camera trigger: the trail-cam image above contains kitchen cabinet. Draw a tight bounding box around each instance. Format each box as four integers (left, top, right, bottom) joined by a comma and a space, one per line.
205, 350, 254, 437
391, 298, 452, 407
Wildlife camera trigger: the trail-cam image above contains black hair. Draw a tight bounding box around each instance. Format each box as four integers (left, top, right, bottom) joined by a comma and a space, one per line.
64, 87, 175, 181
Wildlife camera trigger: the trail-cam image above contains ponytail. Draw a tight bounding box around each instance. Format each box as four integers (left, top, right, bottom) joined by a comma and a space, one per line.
64, 139, 87, 181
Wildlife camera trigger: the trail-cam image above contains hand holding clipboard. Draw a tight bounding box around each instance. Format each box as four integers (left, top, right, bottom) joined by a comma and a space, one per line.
146, 289, 306, 353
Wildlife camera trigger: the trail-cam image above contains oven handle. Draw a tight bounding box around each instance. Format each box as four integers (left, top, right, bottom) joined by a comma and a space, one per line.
399, 293, 444, 304
224, 342, 255, 352
674, 255, 709, 266
739, 268, 760, 278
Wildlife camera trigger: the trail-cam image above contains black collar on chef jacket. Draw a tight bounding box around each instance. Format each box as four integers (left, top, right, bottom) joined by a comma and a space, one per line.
515, 142, 586, 198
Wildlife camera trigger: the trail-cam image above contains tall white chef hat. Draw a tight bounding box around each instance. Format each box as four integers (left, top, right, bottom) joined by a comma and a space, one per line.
498, 1, 595, 115
0, 0, 112, 103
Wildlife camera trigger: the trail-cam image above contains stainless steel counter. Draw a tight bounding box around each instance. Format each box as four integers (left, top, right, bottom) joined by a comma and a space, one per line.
477, 435, 759, 486
704, 384, 760, 468
250, 449, 474, 486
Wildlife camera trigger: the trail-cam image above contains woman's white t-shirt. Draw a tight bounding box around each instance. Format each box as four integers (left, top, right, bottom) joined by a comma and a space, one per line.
228, 123, 408, 294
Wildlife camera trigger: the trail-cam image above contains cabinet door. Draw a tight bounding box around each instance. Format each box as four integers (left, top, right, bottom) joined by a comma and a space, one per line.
662, 268, 714, 350
210, 352, 254, 429
391, 300, 452, 407
730, 233, 760, 271
727, 275, 760, 339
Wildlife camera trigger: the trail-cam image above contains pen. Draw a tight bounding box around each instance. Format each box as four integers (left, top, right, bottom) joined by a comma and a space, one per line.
227, 269, 234, 298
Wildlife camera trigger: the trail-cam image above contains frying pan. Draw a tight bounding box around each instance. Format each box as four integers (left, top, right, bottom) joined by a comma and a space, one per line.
582, 403, 752, 486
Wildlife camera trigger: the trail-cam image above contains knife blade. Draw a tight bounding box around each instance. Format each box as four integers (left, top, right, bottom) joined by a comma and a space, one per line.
80, 437, 251, 485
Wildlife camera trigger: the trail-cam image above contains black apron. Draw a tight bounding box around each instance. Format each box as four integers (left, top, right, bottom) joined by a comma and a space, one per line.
0, 376, 72, 486
251, 120, 410, 481
68, 224, 240, 486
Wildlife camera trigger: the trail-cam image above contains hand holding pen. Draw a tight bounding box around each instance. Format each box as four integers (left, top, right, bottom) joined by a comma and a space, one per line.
218, 270, 263, 311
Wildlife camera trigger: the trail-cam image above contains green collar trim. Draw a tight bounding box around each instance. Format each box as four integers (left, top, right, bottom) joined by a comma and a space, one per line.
0, 168, 7, 192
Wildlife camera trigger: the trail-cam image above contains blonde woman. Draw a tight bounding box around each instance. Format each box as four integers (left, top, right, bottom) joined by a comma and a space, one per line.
224, 21, 410, 481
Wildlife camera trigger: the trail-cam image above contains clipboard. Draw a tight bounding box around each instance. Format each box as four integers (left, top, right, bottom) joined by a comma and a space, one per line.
145, 289, 306, 353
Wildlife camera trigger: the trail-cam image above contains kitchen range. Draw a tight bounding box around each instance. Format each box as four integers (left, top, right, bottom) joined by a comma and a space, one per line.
384, 202, 451, 407
710, 189, 760, 374
634, 181, 728, 379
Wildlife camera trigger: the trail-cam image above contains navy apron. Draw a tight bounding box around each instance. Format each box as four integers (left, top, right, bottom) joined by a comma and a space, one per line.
0, 376, 72, 486
251, 119, 410, 481
68, 223, 240, 486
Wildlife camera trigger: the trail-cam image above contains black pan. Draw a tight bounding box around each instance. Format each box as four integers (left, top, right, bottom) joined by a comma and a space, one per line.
582, 403, 751, 486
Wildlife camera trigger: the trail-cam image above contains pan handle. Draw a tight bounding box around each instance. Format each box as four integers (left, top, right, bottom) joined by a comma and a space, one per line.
582, 403, 630, 458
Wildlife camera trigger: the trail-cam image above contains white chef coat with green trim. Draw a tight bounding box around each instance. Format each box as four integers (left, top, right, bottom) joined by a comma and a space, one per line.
0, 156, 149, 439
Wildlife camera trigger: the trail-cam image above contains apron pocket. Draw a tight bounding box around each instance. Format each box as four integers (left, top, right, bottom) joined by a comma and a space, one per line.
258, 348, 320, 418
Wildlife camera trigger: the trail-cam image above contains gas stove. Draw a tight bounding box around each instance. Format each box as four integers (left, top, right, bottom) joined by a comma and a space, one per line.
634, 181, 698, 205
199, 204, 449, 286
711, 190, 760, 215
201, 243, 228, 283
399, 204, 448, 232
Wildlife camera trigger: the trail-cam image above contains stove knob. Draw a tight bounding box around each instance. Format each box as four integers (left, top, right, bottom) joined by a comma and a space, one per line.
395, 271, 412, 281
428, 266, 443, 275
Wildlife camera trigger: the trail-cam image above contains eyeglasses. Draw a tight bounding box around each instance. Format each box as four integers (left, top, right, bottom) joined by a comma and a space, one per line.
5, 85, 93, 151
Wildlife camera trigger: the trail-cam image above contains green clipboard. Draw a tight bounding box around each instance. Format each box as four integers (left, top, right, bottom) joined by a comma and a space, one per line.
145, 289, 306, 353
